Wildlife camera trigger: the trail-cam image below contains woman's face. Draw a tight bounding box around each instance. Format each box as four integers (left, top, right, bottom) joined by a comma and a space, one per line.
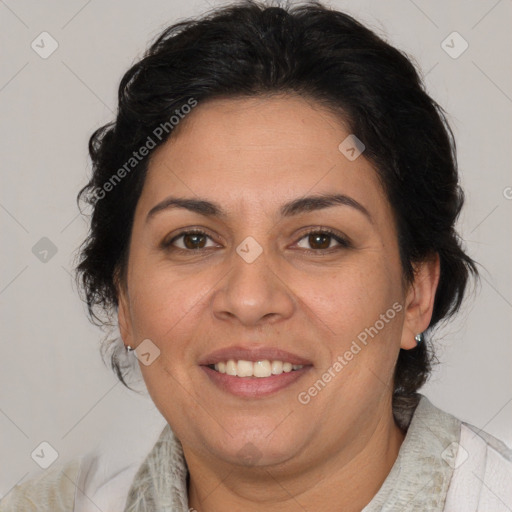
118, 95, 436, 471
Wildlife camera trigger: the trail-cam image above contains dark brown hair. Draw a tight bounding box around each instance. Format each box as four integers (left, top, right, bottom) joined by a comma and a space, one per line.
75, 0, 478, 406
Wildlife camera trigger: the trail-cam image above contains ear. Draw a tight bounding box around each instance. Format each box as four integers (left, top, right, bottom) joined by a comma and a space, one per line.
115, 268, 135, 348
400, 253, 440, 350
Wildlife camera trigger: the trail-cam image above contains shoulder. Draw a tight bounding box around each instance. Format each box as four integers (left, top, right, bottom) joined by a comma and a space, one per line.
0, 419, 168, 512
0, 451, 144, 512
403, 395, 512, 510
444, 420, 512, 511
0, 457, 81, 512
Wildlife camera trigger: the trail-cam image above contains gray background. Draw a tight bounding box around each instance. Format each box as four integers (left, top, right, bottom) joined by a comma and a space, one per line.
1, 0, 511, 497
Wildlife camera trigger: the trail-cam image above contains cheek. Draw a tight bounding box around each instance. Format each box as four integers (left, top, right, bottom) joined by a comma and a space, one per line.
126, 260, 211, 344
301, 259, 401, 339
126, 237, 403, 363
298, 257, 404, 397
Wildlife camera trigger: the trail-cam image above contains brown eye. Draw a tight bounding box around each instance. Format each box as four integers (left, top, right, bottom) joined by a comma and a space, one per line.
308, 233, 331, 250
182, 233, 207, 249
164, 230, 217, 251
296, 230, 350, 252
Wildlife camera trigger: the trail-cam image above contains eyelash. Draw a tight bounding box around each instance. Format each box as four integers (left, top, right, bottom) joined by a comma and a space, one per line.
162, 228, 351, 254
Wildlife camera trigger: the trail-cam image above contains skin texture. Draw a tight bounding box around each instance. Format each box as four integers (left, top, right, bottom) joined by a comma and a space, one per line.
117, 94, 440, 511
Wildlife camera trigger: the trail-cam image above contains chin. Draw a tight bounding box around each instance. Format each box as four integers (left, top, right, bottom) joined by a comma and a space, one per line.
199, 424, 304, 469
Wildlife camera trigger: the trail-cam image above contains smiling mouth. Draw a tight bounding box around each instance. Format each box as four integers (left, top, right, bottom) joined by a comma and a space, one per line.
207, 359, 305, 378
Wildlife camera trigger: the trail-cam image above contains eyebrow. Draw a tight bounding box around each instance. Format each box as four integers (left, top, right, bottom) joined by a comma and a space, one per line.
146, 193, 372, 223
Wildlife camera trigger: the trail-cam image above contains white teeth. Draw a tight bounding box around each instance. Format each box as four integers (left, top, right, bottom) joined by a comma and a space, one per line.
225, 360, 237, 376
253, 360, 272, 377
271, 360, 283, 374
212, 359, 304, 377
237, 360, 253, 377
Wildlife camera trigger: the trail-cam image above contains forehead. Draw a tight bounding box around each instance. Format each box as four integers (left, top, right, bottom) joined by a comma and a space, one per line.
140, 95, 387, 217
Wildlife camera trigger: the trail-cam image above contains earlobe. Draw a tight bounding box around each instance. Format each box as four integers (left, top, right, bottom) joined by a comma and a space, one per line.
400, 254, 440, 350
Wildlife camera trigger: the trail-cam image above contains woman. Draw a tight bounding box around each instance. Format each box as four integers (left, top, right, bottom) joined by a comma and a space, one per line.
2, 1, 510, 510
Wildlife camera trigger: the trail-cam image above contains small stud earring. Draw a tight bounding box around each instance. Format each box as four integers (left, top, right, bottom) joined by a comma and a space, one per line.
126, 345, 134, 352
414, 333, 423, 345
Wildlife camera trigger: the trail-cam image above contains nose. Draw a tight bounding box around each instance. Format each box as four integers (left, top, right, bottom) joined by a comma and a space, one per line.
211, 245, 295, 328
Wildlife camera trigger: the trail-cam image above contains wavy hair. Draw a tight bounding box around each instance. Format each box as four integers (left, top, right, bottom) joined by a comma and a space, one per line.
75, 0, 478, 407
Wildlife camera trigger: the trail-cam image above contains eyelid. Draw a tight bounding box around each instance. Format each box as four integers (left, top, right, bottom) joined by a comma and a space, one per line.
292, 227, 351, 251
161, 228, 219, 250
162, 226, 351, 252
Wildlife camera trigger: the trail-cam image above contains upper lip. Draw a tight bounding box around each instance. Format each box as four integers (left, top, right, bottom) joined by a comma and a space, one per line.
198, 346, 313, 366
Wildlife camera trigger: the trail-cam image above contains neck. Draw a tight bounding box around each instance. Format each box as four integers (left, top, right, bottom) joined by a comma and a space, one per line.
186, 403, 406, 512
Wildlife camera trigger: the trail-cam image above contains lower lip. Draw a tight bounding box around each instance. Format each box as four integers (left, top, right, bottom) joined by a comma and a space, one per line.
201, 365, 312, 398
